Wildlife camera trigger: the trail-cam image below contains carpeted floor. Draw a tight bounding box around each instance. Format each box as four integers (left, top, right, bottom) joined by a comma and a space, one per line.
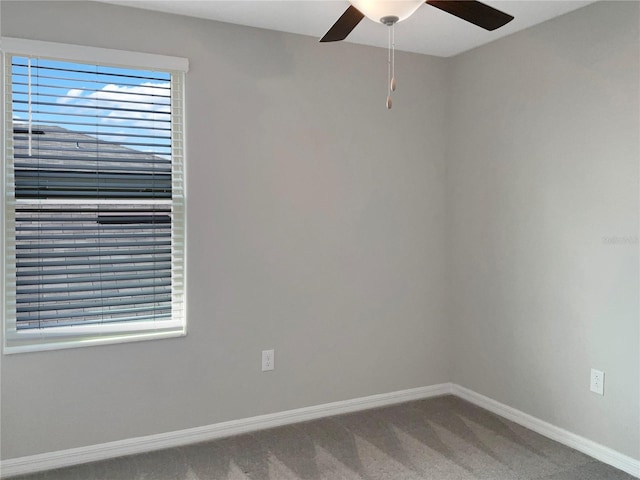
10, 395, 636, 479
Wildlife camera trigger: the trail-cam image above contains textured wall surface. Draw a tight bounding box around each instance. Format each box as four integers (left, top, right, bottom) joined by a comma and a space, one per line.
447, 0, 639, 460
0, 0, 448, 459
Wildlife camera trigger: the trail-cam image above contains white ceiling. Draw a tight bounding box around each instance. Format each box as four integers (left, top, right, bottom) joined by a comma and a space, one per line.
99, 0, 596, 57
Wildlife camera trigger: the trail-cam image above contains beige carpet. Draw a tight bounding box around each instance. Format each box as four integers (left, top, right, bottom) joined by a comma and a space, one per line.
10, 395, 636, 479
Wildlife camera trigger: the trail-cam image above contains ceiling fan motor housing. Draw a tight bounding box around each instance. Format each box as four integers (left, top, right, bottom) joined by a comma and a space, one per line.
350, 0, 425, 24
381, 15, 399, 26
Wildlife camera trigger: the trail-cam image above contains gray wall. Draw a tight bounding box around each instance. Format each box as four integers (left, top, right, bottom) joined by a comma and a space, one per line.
0, 1, 449, 459
447, 1, 639, 460
1, 0, 639, 465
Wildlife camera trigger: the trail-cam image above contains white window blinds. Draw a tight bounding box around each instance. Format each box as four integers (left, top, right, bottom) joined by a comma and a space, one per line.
2, 39, 187, 353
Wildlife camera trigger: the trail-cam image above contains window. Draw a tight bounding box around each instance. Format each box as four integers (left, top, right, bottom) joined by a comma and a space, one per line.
1, 38, 188, 353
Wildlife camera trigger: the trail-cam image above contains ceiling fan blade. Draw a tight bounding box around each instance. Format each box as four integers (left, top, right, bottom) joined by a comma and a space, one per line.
320, 5, 365, 42
426, 0, 514, 31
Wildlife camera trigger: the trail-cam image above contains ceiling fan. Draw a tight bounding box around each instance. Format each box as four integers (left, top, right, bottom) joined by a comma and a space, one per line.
320, 1, 514, 42
320, 0, 514, 108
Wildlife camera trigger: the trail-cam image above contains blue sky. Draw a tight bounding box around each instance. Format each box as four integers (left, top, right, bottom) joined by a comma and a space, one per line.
12, 57, 172, 156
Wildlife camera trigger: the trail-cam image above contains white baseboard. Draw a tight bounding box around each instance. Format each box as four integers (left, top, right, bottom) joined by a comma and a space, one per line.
0, 383, 453, 478
2, 383, 638, 479
451, 384, 640, 478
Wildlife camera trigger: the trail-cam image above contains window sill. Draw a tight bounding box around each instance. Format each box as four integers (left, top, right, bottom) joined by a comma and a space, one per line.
3, 321, 186, 354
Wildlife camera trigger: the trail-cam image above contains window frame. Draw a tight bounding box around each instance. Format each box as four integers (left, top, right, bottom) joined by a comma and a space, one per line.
1, 38, 188, 354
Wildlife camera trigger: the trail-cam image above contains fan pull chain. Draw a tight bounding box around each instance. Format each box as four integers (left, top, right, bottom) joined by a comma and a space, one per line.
391, 23, 396, 92
386, 25, 392, 109
386, 23, 396, 110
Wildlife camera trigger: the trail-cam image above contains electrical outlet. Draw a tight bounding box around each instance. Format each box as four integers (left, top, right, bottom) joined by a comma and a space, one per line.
262, 349, 274, 371
590, 368, 604, 395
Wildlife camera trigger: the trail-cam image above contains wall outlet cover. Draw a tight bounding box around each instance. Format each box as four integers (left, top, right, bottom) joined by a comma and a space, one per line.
262, 349, 274, 371
590, 368, 604, 395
